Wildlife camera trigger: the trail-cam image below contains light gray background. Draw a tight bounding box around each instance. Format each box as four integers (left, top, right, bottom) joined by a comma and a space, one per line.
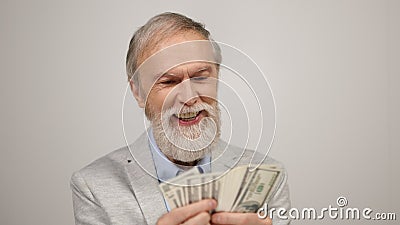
1, 0, 399, 224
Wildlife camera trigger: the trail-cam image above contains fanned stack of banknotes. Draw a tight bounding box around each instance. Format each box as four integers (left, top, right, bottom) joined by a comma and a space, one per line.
159, 164, 281, 213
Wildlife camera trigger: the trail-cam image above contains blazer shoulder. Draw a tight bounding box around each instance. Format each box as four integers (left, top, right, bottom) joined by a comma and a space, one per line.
71, 146, 131, 184
71, 131, 149, 183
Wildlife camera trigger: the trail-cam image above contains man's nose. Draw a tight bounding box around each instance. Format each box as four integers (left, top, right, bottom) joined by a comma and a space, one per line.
176, 79, 199, 106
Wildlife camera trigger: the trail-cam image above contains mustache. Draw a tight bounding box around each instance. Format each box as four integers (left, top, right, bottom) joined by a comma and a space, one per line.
161, 102, 216, 119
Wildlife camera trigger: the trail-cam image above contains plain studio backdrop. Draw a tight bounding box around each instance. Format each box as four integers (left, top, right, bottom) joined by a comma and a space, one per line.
1, 1, 399, 224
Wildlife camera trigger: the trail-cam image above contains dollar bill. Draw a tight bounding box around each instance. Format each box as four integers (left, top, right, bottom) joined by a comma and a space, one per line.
216, 166, 248, 211
231, 165, 280, 212
185, 172, 221, 203
160, 183, 180, 209
159, 164, 282, 213
159, 167, 201, 209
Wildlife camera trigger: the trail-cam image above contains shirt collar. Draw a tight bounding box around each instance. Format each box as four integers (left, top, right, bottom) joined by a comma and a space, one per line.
148, 128, 211, 182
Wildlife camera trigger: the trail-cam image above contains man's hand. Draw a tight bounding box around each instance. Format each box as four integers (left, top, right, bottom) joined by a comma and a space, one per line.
157, 199, 217, 225
211, 212, 272, 225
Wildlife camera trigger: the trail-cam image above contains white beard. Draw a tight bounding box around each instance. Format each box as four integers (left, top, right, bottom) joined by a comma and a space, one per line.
151, 102, 220, 163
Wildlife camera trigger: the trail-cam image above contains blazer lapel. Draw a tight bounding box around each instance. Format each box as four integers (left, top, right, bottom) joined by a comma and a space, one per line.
124, 132, 167, 225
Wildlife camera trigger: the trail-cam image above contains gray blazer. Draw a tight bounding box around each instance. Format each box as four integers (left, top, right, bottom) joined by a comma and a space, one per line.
70, 132, 291, 225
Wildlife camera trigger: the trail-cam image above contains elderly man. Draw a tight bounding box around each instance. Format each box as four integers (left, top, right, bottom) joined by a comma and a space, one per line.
70, 12, 290, 225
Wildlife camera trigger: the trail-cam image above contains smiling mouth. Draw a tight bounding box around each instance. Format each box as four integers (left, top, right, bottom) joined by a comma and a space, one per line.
175, 111, 202, 121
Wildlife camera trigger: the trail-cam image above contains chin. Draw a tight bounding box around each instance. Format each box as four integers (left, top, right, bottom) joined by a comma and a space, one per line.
151, 102, 221, 162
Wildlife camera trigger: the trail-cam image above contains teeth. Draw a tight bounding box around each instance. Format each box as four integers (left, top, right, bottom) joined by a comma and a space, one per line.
177, 111, 199, 119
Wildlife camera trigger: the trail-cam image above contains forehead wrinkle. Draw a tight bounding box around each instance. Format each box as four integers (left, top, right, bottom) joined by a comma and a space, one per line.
138, 30, 208, 69
169, 62, 212, 74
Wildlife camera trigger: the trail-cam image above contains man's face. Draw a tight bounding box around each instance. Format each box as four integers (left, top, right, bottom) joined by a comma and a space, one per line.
146, 61, 218, 122
132, 31, 221, 163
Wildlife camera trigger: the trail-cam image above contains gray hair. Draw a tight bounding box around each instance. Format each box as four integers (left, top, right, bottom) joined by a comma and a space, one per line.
126, 12, 221, 83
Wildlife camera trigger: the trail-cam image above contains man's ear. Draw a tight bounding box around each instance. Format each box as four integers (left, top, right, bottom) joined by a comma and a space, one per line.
129, 80, 145, 108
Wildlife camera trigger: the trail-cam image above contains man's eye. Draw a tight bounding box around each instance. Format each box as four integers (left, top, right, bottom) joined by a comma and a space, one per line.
160, 80, 175, 85
191, 76, 208, 81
